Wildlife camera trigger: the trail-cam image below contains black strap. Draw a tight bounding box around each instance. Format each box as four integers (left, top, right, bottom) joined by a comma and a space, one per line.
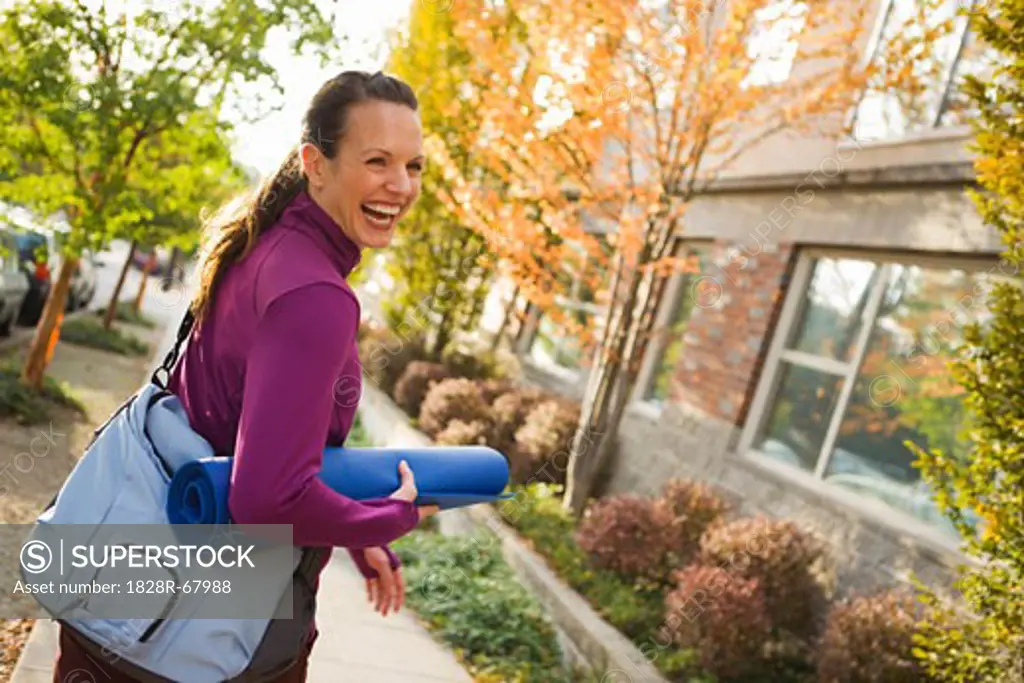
151, 306, 195, 390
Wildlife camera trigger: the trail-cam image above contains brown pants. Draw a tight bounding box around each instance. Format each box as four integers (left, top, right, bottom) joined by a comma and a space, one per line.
53, 624, 314, 683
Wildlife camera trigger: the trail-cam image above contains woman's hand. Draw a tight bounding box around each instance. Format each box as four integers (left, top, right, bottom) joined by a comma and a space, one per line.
388, 459, 440, 522
363, 547, 404, 616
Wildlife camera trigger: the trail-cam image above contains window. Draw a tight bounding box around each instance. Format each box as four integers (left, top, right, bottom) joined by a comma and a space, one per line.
936, 21, 1009, 127
641, 244, 712, 407
527, 239, 610, 373
852, 0, 974, 141
741, 252, 1008, 538
528, 302, 601, 371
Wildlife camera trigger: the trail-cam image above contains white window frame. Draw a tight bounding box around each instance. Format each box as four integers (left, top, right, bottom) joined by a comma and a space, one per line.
737, 247, 1004, 554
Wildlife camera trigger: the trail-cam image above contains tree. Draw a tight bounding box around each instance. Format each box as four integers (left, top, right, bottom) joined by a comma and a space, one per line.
100, 108, 247, 327
909, 1, 1024, 679
428, 0, 956, 513
382, 2, 500, 360
0, 0, 337, 388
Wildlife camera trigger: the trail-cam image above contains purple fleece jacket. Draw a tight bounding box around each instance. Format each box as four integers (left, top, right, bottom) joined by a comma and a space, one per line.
167, 190, 419, 586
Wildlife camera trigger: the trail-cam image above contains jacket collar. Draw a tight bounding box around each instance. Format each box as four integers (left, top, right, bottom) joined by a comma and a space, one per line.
281, 190, 362, 278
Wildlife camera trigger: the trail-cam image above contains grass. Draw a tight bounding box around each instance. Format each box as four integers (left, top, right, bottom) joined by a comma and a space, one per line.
94, 301, 158, 329
60, 317, 150, 356
0, 359, 85, 425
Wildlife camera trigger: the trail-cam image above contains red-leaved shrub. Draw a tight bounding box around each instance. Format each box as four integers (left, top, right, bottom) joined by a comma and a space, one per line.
418, 378, 492, 438
698, 516, 834, 639
816, 591, 933, 683
662, 564, 771, 681
574, 494, 677, 582
659, 478, 732, 563
393, 362, 451, 418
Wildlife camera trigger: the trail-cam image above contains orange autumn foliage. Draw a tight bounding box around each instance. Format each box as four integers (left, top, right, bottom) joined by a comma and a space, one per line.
408, 0, 956, 510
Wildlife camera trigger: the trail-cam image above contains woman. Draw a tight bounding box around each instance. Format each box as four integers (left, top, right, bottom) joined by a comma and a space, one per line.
53, 70, 439, 682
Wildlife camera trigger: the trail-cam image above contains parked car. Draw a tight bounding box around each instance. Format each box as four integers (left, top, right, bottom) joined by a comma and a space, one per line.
0, 229, 31, 335
14, 230, 52, 326
132, 246, 175, 277
13, 229, 98, 325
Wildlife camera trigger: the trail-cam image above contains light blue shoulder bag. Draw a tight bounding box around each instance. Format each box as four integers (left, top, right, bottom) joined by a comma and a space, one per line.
21, 309, 327, 683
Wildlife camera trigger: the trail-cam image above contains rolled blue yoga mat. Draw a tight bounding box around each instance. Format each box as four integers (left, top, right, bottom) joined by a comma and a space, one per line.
166, 446, 513, 525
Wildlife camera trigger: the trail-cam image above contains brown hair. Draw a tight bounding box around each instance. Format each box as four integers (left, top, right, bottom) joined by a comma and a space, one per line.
190, 70, 418, 323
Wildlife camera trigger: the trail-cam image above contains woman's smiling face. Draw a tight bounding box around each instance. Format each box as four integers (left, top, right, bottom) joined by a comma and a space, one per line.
302, 99, 424, 249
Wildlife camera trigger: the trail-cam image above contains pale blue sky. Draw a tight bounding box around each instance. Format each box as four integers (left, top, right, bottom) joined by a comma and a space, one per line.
224, 0, 415, 177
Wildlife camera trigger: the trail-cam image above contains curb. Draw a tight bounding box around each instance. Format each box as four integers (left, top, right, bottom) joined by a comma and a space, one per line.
357, 381, 671, 683
9, 300, 191, 683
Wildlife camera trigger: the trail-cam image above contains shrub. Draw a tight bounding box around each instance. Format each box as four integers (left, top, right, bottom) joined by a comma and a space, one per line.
698, 516, 834, 640
478, 377, 515, 404
659, 478, 732, 564
60, 318, 150, 356
662, 564, 771, 682
419, 378, 492, 438
358, 325, 427, 397
490, 388, 548, 470
574, 494, 678, 583
441, 344, 502, 380
435, 419, 492, 446
393, 361, 451, 418
817, 591, 932, 683
513, 398, 580, 487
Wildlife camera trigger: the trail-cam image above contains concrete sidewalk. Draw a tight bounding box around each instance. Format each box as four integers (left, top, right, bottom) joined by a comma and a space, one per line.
11, 552, 474, 683
10, 273, 473, 682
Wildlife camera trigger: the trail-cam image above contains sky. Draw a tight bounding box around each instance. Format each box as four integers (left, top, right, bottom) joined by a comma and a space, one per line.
224, 0, 416, 178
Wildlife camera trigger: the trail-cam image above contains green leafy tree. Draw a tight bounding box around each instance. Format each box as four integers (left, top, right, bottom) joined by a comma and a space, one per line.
102, 108, 248, 327
383, 2, 496, 359
909, 2, 1024, 680
0, 0, 336, 388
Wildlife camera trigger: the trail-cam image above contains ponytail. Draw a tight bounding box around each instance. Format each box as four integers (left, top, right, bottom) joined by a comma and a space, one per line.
190, 150, 304, 324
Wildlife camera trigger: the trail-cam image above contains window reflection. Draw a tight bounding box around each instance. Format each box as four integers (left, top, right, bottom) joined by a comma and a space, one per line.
751, 255, 998, 537
644, 247, 709, 406
825, 265, 986, 534
937, 26, 1007, 127
755, 362, 845, 473
789, 258, 880, 361
853, 0, 966, 141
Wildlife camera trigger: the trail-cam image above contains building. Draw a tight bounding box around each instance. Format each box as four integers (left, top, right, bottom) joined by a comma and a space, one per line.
504, 0, 1005, 594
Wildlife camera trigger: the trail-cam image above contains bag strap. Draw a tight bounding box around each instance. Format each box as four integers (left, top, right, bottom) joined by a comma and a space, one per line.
151, 306, 195, 390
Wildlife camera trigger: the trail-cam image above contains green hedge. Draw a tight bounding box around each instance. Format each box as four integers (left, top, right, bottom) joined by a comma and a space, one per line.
60, 318, 150, 356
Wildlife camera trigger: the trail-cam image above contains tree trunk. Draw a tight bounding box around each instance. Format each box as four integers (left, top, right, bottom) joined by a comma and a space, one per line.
563, 218, 678, 515
431, 305, 453, 360
162, 247, 181, 291
20, 256, 78, 390
104, 241, 137, 329
134, 258, 154, 313
491, 285, 521, 351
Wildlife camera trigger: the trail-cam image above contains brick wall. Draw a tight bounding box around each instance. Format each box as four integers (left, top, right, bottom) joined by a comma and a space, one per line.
671, 241, 795, 425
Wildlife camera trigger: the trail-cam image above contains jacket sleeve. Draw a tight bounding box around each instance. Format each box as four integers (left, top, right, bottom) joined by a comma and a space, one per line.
228, 282, 420, 549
